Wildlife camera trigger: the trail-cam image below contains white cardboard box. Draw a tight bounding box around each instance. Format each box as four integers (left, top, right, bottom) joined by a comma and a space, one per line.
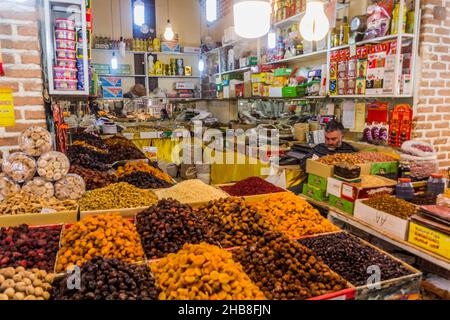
269, 87, 283, 97
327, 177, 343, 198
354, 200, 410, 240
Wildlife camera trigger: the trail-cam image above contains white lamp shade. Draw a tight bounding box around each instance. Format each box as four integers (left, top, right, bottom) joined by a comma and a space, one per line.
233, 0, 271, 39
299, 1, 330, 41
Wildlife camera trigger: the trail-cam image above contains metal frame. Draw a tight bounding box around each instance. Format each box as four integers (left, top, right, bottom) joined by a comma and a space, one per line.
43, 0, 89, 96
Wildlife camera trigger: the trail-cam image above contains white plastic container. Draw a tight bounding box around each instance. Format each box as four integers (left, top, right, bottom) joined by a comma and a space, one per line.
55, 29, 76, 41
54, 79, 78, 91
55, 18, 75, 31
56, 39, 76, 50
55, 49, 76, 60
54, 67, 77, 79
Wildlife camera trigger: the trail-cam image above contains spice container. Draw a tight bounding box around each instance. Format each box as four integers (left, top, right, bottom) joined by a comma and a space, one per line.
427, 174, 446, 196
396, 178, 414, 201
55, 29, 76, 41
55, 40, 76, 50
55, 18, 75, 30
55, 59, 76, 69
54, 79, 78, 91
55, 49, 76, 60
53, 67, 77, 80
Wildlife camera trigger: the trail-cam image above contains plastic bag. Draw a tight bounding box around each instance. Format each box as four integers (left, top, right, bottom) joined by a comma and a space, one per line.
54, 174, 86, 201
2, 152, 37, 183
401, 140, 436, 157
364, 2, 393, 40
37, 151, 70, 182
0, 175, 21, 202
400, 153, 439, 180
19, 126, 53, 157
22, 177, 55, 199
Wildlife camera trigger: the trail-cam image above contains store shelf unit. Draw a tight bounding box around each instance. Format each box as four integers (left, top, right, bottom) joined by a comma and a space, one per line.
42, 0, 89, 96
202, 0, 420, 102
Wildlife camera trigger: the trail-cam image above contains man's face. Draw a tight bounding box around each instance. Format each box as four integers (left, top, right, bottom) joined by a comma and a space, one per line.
325, 130, 343, 150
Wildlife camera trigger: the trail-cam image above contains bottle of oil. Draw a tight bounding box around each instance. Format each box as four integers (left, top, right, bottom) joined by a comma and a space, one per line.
339, 16, 349, 45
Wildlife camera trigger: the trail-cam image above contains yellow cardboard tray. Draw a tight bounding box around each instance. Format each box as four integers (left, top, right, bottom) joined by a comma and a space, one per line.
0, 209, 78, 228
216, 183, 291, 203
80, 207, 150, 219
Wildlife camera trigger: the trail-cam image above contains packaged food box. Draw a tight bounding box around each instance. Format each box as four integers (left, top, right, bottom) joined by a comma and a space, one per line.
54, 67, 77, 80
55, 18, 75, 31
102, 87, 123, 98
268, 86, 283, 97
340, 175, 397, 202
56, 49, 76, 60
56, 39, 76, 50
100, 77, 122, 87
354, 200, 409, 240
308, 173, 328, 191
274, 68, 294, 77
54, 79, 78, 91
302, 184, 328, 202
370, 161, 399, 175
307, 159, 371, 178
327, 177, 343, 198
329, 194, 355, 215
282, 86, 298, 98
55, 29, 76, 41
161, 41, 181, 52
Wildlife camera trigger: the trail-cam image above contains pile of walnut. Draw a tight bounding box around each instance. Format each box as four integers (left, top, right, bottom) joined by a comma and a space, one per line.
0, 267, 54, 300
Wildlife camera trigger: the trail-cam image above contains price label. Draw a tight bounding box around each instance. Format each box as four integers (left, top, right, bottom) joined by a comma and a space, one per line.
140, 131, 159, 139
123, 133, 134, 140
0, 88, 15, 127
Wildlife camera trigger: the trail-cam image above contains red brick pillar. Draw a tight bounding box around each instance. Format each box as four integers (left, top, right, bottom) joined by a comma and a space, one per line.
0, 0, 46, 153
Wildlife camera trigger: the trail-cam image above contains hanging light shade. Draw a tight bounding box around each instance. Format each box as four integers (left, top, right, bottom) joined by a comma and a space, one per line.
133, 0, 145, 26
233, 0, 271, 39
164, 19, 174, 41
299, 0, 330, 41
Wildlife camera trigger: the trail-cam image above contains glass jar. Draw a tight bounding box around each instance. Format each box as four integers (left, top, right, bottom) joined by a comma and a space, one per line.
427, 173, 446, 196
396, 178, 414, 201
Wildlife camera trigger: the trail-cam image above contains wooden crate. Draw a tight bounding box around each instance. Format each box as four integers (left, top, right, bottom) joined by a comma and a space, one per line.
0, 208, 78, 228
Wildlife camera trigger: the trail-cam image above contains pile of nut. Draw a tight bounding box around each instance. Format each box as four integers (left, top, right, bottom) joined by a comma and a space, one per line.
299, 232, 412, 286
116, 161, 176, 185
150, 243, 266, 300
18, 126, 52, 157
136, 199, 214, 259
79, 182, 158, 211
0, 192, 78, 216
69, 165, 117, 191
0, 176, 20, 202
0, 267, 54, 300
72, 132, 107, 150
119, 171, 172, 189
198, 198, 270, 248
67, 145, 111, 171
252, 193, 340, 239
56, 214, 145, 272
233, 232, 349, 300
53, 257, 159, 300
0, 225, 62, 272
104, 136, 145, 163
363, 195, 417, 219
317, 154, 360, 165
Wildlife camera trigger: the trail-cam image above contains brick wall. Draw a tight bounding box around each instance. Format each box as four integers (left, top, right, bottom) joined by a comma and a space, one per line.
414, 0, 450, 169
0, 0, 45, 154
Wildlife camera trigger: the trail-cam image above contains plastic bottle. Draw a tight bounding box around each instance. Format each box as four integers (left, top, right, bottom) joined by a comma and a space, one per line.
153, 37, 161, 52
427, 174, 446, 196
396, 178, 414, 200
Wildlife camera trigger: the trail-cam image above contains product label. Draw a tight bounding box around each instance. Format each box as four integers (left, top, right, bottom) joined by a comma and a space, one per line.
0, 88, 15, 127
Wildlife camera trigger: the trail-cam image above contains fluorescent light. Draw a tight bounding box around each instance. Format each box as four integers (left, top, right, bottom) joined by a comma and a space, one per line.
206, 0, 217, 23
199, 59, 205, 72
134, 0, 145, 26
111, 52, 118, 70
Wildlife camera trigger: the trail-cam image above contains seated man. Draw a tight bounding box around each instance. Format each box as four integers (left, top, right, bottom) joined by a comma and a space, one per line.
300, 120, 358, 171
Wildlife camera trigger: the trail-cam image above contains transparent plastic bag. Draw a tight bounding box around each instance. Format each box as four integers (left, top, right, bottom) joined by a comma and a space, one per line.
54, 173, 85, 201
22, 177, 55, 199
0, 175, 21, 202
401, 140, 436, 157
19, 126, 53, 157
2, 152, 37, 183
37, 151, 70, 181
400, 153, 439, 180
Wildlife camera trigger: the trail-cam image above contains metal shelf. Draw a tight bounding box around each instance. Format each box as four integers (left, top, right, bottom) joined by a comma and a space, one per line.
329, 34, 415, 52
92, 49, 200, 56
98, 74, 147, 77
263, 49, 328, 65
92, 48, 148, 54
148, 75, 201, 79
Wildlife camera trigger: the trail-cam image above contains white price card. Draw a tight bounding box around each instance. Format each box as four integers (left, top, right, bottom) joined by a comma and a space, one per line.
140, 131, 159, 139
